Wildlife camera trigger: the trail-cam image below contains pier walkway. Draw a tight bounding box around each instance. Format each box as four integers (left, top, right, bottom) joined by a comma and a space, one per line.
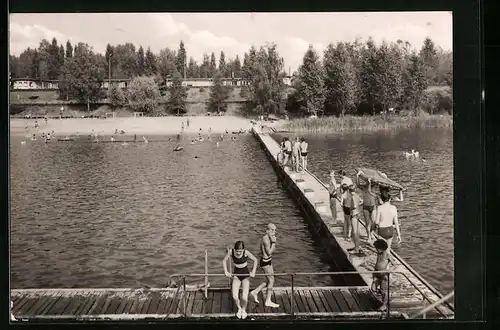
11, 285, 406, 321
252, 128, 454, 319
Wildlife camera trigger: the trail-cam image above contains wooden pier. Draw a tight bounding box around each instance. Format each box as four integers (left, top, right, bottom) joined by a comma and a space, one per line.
252, 128, 454, 319
11, 287, 406, 321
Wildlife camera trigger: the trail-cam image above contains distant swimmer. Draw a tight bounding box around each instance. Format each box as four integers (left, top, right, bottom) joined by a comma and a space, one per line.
115, 129, 119, 135
250, 223, 280, 308
24, 123, 28, 130
143, 136, 148, 143
225, 129, 229, 134
31, 134, 36, 141
34, 121, 39, 129
120, 130, 125, 134
110, 137, 115, 142
216, 142, 220, 147
46, 133, 51, 140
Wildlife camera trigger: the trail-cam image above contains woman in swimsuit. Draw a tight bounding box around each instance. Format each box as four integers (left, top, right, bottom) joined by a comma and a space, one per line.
223, 241, 258, 319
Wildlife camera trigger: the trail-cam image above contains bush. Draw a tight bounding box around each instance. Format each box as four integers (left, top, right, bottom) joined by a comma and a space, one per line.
421, 86, 452, 115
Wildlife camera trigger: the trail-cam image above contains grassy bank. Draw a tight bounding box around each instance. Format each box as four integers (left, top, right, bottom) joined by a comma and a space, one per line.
279, 113, 453, 133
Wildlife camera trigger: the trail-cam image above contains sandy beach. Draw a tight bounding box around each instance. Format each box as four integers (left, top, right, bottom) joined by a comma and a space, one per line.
10, 116, 258, 137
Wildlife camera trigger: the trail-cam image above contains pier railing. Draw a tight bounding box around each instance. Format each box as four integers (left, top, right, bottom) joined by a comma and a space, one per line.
170, 250, 449, 319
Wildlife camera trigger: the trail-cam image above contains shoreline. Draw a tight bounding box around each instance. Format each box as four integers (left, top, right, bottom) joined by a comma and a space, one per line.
10, 116, 256, 137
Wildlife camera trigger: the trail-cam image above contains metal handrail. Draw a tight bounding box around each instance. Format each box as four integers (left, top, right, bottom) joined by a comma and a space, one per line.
409, 291, 454, 319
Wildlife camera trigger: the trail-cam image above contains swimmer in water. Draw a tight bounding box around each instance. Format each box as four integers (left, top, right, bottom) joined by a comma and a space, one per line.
223, 241, 258, 319
31, 134, 36, 141
372, 239, 390, 311
373, 190, 402, 260
250, 223, 280, 308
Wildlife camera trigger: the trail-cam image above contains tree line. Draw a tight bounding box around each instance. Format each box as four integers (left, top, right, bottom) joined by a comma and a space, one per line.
9, 38, 245, 81
9, 37, 452, 116
288, 37, 452, 116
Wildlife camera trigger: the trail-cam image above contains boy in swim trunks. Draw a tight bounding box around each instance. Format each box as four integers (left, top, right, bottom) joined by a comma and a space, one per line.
300, 137, 308, 172
292, 137, 301, 172
328, 170, 341, 225
347, 184, 364, 255
250, 223, 280, 308
356, 171, 377, 244
374, 190, 402, 258
372, 239, 390, 311
223, 241, 258, 319
283, 138, 292, 169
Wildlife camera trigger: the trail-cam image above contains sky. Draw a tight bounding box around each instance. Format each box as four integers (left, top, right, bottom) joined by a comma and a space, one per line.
9, 12, 452, 74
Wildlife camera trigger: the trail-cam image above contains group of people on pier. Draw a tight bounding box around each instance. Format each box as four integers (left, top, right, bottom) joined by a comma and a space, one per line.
328, 169, 404, 311
222, 223, 279, 319
277, 136, 309, 172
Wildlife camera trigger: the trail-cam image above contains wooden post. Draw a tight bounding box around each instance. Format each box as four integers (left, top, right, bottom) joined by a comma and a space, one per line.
290, 274, 294, 316
204, 249, 208, 299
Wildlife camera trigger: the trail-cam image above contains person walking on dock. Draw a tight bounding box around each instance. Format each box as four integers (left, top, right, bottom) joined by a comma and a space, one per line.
356, 171, 377, 244
300, 137, 308, 172
250, 223, 280, 308
372, 239, 390, 311
374, 190, 402, 259
277, 138, 286, 165
328, 170, 341, 225
223, 241, 258, 319
292, 136, 301, 172
283, 138, 292, 169
347, 184, 364, 255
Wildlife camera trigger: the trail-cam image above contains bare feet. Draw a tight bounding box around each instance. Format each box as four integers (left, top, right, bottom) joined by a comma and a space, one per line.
265, 301, 280, 308
241, 310, 248, 319
236, 308, 242, 319
250, 291, 259, 304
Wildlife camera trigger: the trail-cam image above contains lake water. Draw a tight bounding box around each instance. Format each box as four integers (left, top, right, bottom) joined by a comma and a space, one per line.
10, 128, 453, 295
275, 128, 454, 295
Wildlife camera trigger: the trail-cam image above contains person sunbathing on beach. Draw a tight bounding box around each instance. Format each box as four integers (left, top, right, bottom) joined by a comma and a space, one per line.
250, 223, 280, 309
223, 241, 258, 319
372, 238, 390, 311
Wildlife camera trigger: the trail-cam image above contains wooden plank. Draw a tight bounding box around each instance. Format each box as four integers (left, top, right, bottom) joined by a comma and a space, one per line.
309, 290, 327, 313
297, 290, 311, 313
220, 290, 231, 314
360, 289, 383, 311
48, 292, 73, 315
302, 290, 319, 313
87, 293, 110, 315
115, 293, 133, 314
192, 291, 204, 315
155, 292, 171, 315
76, 292, 97, 316
137, 293, 151, 315
63, 291, 88, 315
175, 291, 187, 315
350, 288, 376, 311
39, 292, 65, 315
13, 293, 35, 314
146, 291, 162, 314
212, 292, 222, 314
292, 289, 305, 312
280, 290, 291, 314
204, 291, 214, 315
257, 291, 266, 313
23, 294, 51, 316
340, 288, 361, 312
97, 294, 115, 315
29, 293, 61, 316
126, 293, 142, 315
166, 290, 181, 315
330, 289, 350, 312
105, 294, 124, 314
185, 291, 197, 316
274, 291, 285, 314
317, 290, 336, 312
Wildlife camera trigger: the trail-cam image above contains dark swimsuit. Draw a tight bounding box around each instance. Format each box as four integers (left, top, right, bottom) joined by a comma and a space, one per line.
232, 250, 249, 281
378, 226, 394, 239
259, 242, 273, 267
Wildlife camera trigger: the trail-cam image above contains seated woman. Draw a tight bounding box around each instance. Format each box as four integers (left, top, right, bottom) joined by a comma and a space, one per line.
223, 241, 258, 319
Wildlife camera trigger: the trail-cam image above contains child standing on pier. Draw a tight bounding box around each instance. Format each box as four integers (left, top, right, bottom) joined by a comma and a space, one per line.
372, 239, 390, 312
223, 241, 258, 319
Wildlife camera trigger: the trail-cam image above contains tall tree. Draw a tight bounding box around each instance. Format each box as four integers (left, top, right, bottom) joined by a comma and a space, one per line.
376, 42, 404, 111
209, 52, 217, 77
137, 46, 145, 76
144, 47, 157, 76
65, 40, 73, 58
208, 72, 232, 113
105, 44, 114, 80
176, 41, 187, 78
219, 51, 226, 76
58, 45, 65, 69
323, 42, 357, 116
200, 53, 210, 78
419, 37, 439, 85
233, 55, 242, 78
187, 57, 198, 78
359, 37, 379, 112
168, 71, 188, 115
58, 43, 105, 110
401, 52, 428, 113
157, 48, 177, 79
294, 45, 326, 116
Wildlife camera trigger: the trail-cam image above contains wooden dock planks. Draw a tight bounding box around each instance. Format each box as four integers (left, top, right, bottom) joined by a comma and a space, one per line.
11, 287, 395, 320
253, 131, 454, 319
